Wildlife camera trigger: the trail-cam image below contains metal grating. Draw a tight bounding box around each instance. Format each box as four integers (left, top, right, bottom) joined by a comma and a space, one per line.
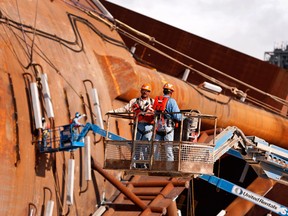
104, 140, 214, 175
180, 143, 213, 163
105, 141, 132, 160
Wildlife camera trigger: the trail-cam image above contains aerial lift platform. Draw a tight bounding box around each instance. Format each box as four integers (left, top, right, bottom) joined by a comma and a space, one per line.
38, 110, 288, 215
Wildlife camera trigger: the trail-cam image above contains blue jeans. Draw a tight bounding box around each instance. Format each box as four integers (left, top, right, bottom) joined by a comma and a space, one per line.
135, 123, 153, 161
154, 126, 174, 161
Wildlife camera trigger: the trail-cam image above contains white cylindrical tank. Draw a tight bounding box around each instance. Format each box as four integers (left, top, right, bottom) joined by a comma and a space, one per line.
45, 200, 54, 216
91, 88, 104, 129
182, 68, 190, 81
30, 82, 42, 129
67, 159, 75, 205
84, 136, 91, 181
41, 73, 54, 118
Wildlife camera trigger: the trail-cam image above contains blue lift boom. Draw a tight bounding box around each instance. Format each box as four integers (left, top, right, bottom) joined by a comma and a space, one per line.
38, 122, 125, 153
200, 175, 288, 216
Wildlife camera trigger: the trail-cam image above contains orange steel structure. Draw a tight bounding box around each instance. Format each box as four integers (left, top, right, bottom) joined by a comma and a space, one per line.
0, 0, 287, 215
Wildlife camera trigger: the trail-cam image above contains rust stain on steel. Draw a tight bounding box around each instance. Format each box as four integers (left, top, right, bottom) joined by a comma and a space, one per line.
0, 0, 135, 214
95, 53, 138, 99
0, 73, 17, 214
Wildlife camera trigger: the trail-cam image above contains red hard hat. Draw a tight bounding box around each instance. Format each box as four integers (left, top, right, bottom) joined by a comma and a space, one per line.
163, 83, 175, 92
141, 83, 152, 91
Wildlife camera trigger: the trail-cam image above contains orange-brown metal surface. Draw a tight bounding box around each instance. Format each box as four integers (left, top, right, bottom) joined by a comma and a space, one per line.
0, 0, 129, 215
0, 0, 287, 215
225, 177, 276, 216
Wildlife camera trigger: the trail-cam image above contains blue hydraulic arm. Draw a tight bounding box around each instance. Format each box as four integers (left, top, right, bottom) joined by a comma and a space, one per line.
200, 174, 288, 216
76, 122, 126, 142
211, 126, 243, 161
69, 122, 126, 150
225, 135, 288, 185
213, 127, 236, 150
38, 122, 125, 153
209, 126, 288, 185
198, 126, 288, 215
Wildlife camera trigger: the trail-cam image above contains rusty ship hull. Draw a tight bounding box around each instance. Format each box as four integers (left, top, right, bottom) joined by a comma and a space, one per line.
0, 0, 288, 215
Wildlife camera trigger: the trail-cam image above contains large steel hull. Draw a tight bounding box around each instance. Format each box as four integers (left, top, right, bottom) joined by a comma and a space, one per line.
0, 0, 287, 215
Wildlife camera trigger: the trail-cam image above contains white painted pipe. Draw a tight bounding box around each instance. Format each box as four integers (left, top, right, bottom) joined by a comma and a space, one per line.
91, 88, 104, 129
91, 0, 114, 21
92, 206, 107, 216
202, 81, 222, 93
45, 200, 54, 216
30, 82, 42, 129
29, 208, 35, 216
130, 46, 136, 54
182, 68, 190, 81
41, 74, 54, 118
67, 159, 75, 205
217, 210, 226, 216
84, 136, 91, 181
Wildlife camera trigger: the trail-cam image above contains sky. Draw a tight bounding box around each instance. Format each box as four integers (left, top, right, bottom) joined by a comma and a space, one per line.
107, 0, 288, 60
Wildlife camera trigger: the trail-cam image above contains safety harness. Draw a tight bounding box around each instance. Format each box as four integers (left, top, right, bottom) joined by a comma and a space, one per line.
153, 96, 174, 136
153, 96, 169, 112
133, 98, 154, 137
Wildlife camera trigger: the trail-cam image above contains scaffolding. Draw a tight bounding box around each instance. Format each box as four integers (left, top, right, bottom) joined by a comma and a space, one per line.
264, 43, 288, 69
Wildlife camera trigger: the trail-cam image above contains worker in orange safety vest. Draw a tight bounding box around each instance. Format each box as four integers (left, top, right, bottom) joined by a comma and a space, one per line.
109, 84, 155, 168
153, 83, 181, 161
